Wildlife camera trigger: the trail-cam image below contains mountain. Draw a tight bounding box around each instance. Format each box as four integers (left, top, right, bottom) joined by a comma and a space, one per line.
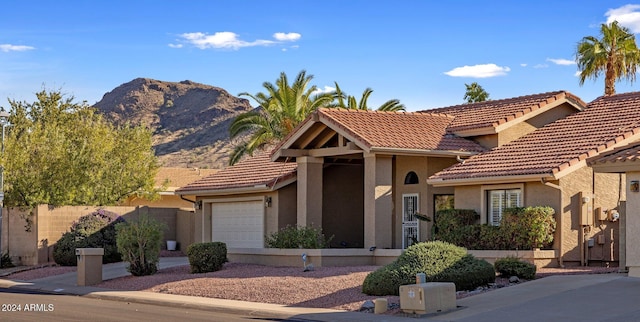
94, 78, 254, 169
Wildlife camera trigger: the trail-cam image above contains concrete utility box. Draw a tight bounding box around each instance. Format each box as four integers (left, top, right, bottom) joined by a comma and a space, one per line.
76, 248, 104, 286
399, 282, 456, 315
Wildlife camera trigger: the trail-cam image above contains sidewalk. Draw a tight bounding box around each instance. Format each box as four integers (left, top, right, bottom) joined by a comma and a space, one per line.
1, 260, 639, 321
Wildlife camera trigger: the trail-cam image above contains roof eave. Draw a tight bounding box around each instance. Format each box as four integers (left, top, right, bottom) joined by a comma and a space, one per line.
427, 173, 555, 187
175, 184, 272, 196
370, 147, 481, 157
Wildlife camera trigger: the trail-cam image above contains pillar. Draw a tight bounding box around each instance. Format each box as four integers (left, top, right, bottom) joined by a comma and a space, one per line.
297, 156, 323, 228
364, 153, 393, 249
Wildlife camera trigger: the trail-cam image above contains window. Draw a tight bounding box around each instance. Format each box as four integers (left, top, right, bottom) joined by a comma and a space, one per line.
487, 189, 521, 226
404, 171, 419, 184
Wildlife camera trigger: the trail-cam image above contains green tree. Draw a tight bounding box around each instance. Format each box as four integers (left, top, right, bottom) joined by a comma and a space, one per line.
2, 90, 159, 207
463, 82, 490, 103
576, 21, 640, 96
229, 70, 333, 165
331, 82, 405, 111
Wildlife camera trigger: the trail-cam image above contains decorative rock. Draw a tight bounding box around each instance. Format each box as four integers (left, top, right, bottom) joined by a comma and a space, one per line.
360, 300, 375, 312
509, 276, 520, 283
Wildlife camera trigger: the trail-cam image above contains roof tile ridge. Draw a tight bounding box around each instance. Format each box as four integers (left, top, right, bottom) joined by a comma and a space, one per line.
492, 92, 565, 127
318, 108, 374, 149
417, 111, 455, 119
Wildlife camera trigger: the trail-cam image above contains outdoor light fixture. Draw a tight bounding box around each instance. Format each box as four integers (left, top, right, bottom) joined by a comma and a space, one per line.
265, 197, 272, 208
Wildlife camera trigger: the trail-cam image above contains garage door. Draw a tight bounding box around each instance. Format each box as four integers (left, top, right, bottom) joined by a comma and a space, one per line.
211, 200, 264, 248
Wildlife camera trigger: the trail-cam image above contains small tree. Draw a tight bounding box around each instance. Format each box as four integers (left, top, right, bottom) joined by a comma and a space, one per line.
115, 213, 166, 276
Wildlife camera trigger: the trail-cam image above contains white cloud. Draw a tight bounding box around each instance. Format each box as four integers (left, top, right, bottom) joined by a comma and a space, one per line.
168, 43, 183, 48
0, 44, 35, 52
273, 32, 301, 41
312, 85, 335, 95
444, 63, 510, 78
546, 58, 576, 65
533, 64, 549, 69
175, 31, 301, 50
575, 71, 582, 77
520, 63, 528, 67
606, 4, 640, 33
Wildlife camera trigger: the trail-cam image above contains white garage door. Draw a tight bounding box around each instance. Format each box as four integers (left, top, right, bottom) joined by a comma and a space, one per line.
211, 200, 264, 248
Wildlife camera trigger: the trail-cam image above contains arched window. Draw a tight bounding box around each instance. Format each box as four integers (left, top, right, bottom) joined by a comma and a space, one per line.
404, 171, 419, 184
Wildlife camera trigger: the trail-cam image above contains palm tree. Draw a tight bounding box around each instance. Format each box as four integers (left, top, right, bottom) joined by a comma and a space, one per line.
576, 21, 640, 96
229, 70, 333, 165
330, 82, 405, 111
463, 82, 490, 103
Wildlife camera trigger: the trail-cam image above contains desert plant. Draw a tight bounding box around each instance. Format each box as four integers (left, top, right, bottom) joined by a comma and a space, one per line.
0, 252, 14, 268
502, 207, 556, 249
362, 241, 495, 295
494, 256, 537, 280
115, 213, 165, 276
52, 209, 124, 266
187, 242, 228, 273
265, 225, 334, 249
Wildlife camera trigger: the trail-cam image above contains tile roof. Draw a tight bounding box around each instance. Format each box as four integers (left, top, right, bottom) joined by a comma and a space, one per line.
589, 142, 640, 165
278, 108, 486, 153
429, 91, 640, 183
175, 152, 297, 193
155, 167, 219, 191
421, 91, 586, 133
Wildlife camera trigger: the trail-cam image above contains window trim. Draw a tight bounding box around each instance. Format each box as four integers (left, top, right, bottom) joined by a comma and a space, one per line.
480, 184, 524, 225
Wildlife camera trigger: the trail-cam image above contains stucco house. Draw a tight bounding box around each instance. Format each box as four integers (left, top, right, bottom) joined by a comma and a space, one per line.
589, 142, 640, 277
176, 91, 590, 264
121, 167, 218, 209
428, 91, 640, 267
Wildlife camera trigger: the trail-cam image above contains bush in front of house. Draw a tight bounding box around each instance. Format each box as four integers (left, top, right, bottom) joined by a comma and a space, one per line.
115, 213, 166, 276
1, 252, 14, 268
53, 209, 124, 266
494, 256, 537, 280
433, 207, 556, 250
265, 225, 334, 249
362, 241, 495, 296
187, 242, 228, 273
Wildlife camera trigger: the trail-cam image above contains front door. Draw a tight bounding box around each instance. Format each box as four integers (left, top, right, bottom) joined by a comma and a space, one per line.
402, 193, 419, 249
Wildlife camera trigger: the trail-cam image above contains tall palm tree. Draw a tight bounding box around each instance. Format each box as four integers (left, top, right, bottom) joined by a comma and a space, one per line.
576, 21, 640, 96
463, 82, 490, 103
330, 82, 405, 111
229, 70, 333, 165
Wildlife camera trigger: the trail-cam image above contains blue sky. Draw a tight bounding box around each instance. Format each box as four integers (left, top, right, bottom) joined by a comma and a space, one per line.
3, 1, 640, 112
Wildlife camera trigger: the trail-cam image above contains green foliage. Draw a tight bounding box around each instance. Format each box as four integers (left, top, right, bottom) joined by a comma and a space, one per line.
576, 21, 640, 96
434, 207, 555, 250
52, 209, 124, 266
494, 256, 537, 280
115, 213, 165, 276
1, 252, 14, 268
464, 82, 490, 103
2, 90, 159, 208
186, 242, 228, 273
229, 70, 334, 164
265, 225, 334, 249
362, 241, 495, 295
329, 82, 405, 111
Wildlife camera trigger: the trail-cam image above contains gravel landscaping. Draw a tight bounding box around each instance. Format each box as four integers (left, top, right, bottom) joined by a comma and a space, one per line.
4, 256, 620, 312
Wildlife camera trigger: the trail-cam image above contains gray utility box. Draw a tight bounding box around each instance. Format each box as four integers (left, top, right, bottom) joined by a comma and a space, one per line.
399, 282, 456, 315
76, 248, 104, 286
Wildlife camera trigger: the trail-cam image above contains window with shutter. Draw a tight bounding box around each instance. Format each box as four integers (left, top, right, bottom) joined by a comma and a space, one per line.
487, 189, 522, 226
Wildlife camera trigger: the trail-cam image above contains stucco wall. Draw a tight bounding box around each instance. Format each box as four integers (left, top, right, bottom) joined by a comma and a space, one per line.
626, 172, 640, 277
122, 194, 193, 209
277, 182, 297, 231
395, 156, 429, 248
323, 164, 364, 248
3, 205, 177, 266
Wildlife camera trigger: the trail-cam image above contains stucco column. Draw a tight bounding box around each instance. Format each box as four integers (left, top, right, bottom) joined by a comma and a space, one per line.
364, 153, 393, 249
297, 156, 323, 228
626, 172, 640, 277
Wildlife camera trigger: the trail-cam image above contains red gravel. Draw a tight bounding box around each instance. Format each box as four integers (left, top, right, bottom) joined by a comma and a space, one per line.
4, 259, 621, 312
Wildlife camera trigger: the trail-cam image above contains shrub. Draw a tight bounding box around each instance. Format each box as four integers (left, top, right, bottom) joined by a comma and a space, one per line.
362, 241, 495, 295
187, 242, 228, 273
494, 256, 537, 280
53, 209, 124, 266
265, 225, 334, 249
1, 252, 14, 268
115, 213, 165, 276
434, 207, 556, 250
502, 207, 556, 249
